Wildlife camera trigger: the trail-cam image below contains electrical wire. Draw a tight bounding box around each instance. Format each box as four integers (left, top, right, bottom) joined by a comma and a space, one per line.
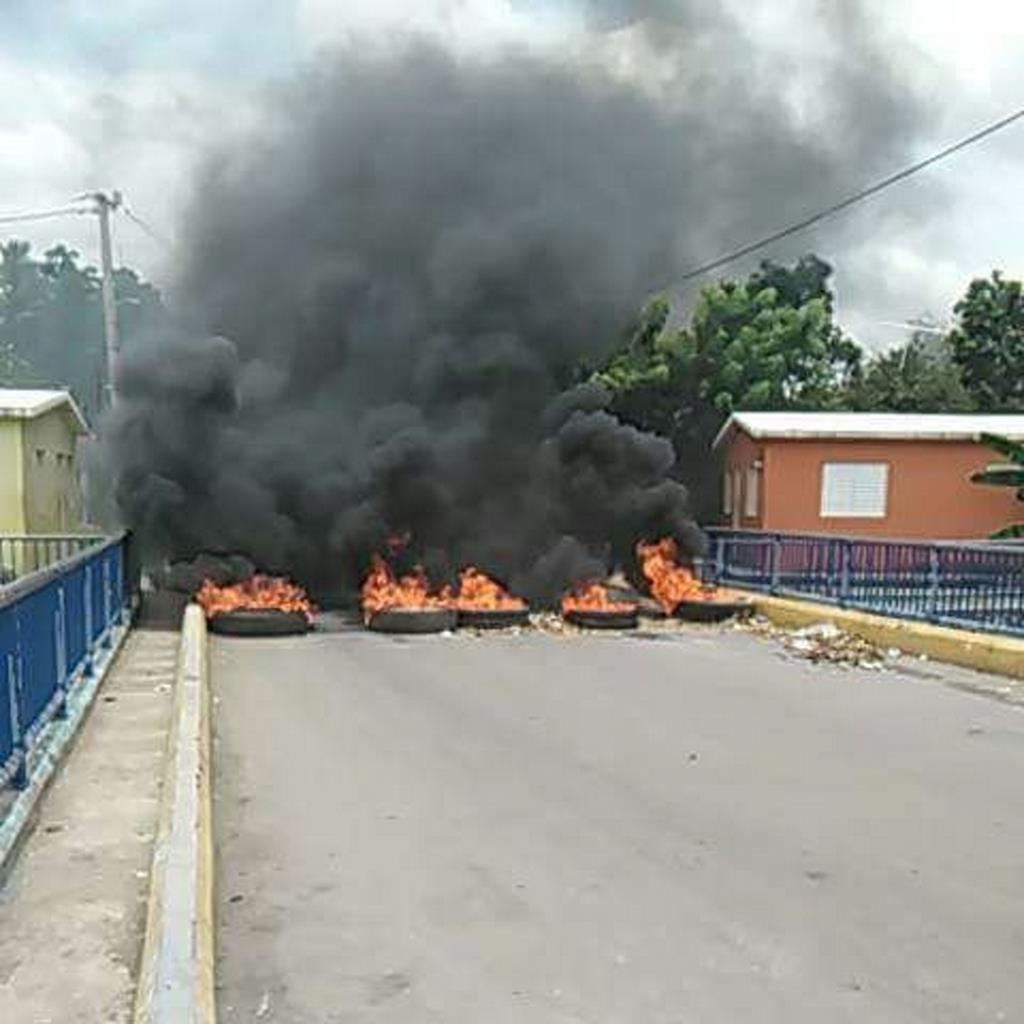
0, 204, 92, 226
675, 104, 1024, 284
120, 205, 174, 251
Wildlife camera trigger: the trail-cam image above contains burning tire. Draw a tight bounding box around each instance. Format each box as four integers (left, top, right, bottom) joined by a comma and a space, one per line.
366, 608, 458, 634
208, 609, 312, 636
636, 599, 667, 620
457, 607, 531, 630
674, 598, 752, 623
563, 608, 639, 631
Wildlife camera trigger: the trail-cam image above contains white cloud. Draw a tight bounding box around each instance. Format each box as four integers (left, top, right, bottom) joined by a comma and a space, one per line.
296, 0, 573, 54
0, 53, 256, 283
1, 0, 1023, 349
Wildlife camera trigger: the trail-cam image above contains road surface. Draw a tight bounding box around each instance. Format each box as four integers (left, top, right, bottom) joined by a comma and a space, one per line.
212, 620, 1024, 1023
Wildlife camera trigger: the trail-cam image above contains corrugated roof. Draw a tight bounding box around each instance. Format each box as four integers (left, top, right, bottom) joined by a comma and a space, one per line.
713, 411, 1024, 450
0, 389, 90, 434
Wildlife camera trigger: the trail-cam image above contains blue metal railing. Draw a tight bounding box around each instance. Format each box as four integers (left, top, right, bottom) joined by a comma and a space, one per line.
704, 528, 1024, 637
0, 535, 105, 585
0, 533, 135, 792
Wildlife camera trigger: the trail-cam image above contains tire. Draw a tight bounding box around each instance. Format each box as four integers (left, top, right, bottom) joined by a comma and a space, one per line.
636, 599, 667, 620
563, 609, 639, 630
366, 608, 458, 634
457, 607, 531, 630
673, 599, 752, 623
208, 609, 311, 636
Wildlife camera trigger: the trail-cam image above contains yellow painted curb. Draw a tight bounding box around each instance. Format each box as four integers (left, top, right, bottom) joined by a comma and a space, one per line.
134, 603, 216, 1024
195, 609, 216, 1024
740, 591, 1024, 681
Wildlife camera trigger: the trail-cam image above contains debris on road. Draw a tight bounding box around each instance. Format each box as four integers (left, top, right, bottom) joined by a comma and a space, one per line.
738, 617, 899, 670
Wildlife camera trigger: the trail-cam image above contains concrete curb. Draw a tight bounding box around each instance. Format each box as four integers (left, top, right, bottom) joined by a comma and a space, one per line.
0, 616, 132, 885
742, 592, 1024, 681
134, 603, 216, 1024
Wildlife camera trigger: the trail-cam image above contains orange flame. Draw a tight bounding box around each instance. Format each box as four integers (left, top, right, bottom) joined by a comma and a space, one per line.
636, 537, 713, 613
561, 581, 637, 615
361, 554, 453, 617
454, 567, 527, 611
195, 575, 315, 622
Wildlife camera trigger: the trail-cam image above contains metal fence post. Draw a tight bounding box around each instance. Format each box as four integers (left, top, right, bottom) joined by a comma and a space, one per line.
82, 565, 95, 679
101, 558, 112, 648
769, 534, 781, 594
926, 546, 940, 623
53, 588, 68, 719
7, 652, 26, 790
714, 534, 725, 584
838, 540, 851, 607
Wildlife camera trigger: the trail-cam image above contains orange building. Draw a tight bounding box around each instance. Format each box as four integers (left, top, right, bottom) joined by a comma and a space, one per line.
713, 412, 1024, 540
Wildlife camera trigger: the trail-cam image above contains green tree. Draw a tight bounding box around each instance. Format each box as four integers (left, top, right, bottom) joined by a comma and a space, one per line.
850, 322, 973, 412
748, 254, 836, 312
594, 256, 861, 514
0, 239, 163, 421
970, 433, 1024, 539
948, 271, 1024, 411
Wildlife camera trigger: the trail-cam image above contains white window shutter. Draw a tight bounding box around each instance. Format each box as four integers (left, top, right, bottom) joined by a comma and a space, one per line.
820, 463, 888, 518
744, 466, 759, 518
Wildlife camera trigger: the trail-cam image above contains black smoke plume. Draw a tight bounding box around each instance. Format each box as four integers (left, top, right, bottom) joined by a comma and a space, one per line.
108, 6, 938, 604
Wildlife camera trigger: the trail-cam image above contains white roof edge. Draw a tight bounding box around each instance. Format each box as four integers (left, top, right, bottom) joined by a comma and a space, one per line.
711, 414, 739, 451
0, 389, 90, 434
714, 411, 1024, 448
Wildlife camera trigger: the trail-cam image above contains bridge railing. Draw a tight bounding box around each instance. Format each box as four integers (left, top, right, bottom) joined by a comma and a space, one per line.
0, 533, 135, 792
703, 528, 1024, 638
0, 534, 107, 584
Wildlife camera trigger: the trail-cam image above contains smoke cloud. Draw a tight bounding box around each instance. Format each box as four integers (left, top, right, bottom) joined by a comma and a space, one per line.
108, 4, 939, 604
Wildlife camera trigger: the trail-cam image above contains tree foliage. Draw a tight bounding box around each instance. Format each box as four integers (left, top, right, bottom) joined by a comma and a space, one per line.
0, 239, 163, 423
948, 271, 1024, 411
970, 432, 1024, 539
849, 325, 973, 413
593, 256, 860, 513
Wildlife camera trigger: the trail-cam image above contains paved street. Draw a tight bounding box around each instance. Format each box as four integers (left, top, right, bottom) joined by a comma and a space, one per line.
212, 621, 1024, 1023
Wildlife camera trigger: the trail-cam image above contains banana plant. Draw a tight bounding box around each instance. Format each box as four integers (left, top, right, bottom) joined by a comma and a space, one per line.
971, 433, 1024, 539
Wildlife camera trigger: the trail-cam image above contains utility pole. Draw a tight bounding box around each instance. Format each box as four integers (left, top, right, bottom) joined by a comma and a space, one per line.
88, 190, 122, 408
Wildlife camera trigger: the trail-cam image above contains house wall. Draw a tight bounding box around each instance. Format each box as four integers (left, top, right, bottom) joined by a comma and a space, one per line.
0, 420, 26, 532
754, 437, 1021, 539
21, 409, 82, 533
722, 430, 764, 529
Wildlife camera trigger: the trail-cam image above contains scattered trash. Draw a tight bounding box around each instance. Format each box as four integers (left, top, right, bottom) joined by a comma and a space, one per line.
256, 991, 271, 1018
739, 616, 900, 670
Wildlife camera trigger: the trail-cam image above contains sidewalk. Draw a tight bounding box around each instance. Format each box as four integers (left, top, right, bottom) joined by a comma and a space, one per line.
0, 594, 184, 1024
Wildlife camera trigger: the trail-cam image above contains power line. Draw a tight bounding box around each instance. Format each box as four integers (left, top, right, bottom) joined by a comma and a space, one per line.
0, 203, 91, 226
120, 205, 174, 251
676, 103, 1024, 284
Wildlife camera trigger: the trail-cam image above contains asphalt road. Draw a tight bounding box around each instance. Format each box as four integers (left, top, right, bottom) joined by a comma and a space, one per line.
212, 621, 1024, 1023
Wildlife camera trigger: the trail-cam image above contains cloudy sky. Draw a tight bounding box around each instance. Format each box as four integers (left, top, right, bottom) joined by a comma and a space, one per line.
2, 0, 1023, 348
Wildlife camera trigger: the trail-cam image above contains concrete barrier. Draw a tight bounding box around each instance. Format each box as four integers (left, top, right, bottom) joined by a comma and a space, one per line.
743, 592, 1024, 681
134, 603, 216, 1024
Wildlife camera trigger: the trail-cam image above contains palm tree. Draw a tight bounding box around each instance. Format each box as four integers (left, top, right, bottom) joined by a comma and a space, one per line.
971, 433, 1024, 539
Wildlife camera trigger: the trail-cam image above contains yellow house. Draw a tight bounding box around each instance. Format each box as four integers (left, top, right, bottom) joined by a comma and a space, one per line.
0, 389, 90, 534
